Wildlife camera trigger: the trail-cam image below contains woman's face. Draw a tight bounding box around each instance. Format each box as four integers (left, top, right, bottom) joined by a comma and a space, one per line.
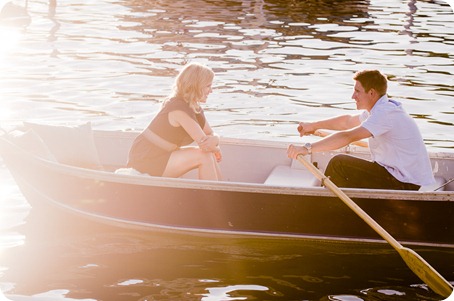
199, 80, 213, 103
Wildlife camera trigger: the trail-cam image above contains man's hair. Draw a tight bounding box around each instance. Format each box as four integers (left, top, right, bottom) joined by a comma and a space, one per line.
353, 70, 388, 96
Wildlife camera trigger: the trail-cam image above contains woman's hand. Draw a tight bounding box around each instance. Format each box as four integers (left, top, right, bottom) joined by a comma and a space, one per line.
198, 135, 219, 152
214, 149, 222, 162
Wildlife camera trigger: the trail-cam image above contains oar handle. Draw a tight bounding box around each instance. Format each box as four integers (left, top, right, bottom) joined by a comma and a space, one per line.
313, 130, 369, 148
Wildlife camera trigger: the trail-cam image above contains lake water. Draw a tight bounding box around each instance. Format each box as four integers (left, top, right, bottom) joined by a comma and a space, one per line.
0, 0, 453, 300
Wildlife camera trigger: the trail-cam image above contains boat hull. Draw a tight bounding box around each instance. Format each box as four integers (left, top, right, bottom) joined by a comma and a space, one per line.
1, 131, 453, 248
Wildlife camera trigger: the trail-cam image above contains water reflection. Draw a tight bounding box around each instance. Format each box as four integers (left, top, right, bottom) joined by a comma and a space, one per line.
106, 0, 453, 150
119, 0, 373, 74
2, 207, 453, 300
47, 0, 59, 54
201, 284, 268, 301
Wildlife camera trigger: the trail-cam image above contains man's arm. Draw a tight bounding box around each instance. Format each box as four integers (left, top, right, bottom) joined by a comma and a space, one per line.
298, 114, 362, 136
287, 125, 371, 159
311, 126, 371, 152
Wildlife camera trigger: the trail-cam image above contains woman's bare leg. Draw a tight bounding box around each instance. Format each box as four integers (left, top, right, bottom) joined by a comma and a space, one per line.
162, 147, 219, 180
214, 160, 222, 180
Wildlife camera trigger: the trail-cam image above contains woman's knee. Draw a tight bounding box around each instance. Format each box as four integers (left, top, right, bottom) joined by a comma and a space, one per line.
199, 150, 216, 166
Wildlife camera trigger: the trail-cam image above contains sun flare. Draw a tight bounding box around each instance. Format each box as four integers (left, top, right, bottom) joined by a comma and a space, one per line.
0, 27, 21, 123
0, 27, 21, 58
0, 105, 12, 123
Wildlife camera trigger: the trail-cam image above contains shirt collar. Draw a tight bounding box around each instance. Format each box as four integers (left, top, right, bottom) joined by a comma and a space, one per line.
369, 94, 389, 114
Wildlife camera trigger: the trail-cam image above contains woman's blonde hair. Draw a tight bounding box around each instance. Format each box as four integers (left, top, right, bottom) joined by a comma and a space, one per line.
168, 62, 214, 113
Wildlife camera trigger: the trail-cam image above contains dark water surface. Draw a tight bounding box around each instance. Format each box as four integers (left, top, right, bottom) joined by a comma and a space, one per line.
1, 0, 454, 300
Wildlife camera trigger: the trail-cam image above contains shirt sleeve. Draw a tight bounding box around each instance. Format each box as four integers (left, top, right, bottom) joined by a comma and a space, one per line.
361, 110, 393, 138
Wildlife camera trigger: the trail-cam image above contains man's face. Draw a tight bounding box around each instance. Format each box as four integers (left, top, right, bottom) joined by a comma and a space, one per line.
352, 80, 372, 111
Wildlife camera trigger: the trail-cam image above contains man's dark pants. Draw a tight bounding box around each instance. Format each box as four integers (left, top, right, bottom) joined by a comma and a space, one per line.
324, 154, 420, 190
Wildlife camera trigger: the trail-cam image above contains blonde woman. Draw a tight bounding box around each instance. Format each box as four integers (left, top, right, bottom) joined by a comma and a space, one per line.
127, 63, 222, 180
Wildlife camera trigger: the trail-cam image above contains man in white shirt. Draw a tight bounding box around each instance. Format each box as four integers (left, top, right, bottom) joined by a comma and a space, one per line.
287, 69, 435, 190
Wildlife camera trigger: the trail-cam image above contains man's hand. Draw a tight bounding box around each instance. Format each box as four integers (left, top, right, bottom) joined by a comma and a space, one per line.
297, 122, 316, 137
287, 144, 308, 159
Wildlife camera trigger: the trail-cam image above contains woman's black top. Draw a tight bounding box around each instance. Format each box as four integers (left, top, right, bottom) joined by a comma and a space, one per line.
127, 97, 206, 176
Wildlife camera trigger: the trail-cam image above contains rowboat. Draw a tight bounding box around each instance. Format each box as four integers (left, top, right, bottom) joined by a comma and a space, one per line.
0, 122, 453, 249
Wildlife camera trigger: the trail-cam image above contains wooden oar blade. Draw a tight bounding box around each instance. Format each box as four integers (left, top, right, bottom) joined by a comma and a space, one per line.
398, 247, 453, 298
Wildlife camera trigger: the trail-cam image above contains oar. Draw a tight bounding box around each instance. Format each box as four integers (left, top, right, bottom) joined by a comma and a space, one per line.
296, 154, 453, 298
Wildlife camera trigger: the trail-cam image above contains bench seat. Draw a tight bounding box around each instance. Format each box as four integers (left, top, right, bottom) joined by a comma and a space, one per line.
264, 165, 320, 187
264, 165, 445, 191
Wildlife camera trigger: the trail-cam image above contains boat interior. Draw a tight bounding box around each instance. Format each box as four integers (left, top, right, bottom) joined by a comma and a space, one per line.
94, 129, 452, 192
